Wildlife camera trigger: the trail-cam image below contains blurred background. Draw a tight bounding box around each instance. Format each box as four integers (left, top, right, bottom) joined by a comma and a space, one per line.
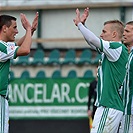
1, 0, 133, 133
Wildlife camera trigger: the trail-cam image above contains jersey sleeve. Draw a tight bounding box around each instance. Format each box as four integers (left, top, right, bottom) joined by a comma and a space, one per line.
77, 23, 101, 50
99, 40, 123, 62
0, 42, 19, 62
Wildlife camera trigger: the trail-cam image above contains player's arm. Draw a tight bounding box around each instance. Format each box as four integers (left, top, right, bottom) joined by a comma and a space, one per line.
80, 7, 89, 25
78, 22, 101, 49
17, 12, 39, 46
16, 13, 32, 56
73, 8, 101, 50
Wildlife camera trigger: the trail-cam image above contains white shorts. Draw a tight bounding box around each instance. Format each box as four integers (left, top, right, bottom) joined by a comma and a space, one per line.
91, 106, 123, 133
0, 95, 9, 133
118, 115, 133, 133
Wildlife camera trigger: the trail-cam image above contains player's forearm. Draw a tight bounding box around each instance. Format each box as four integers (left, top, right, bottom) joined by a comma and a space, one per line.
17, 29, 35, 46
16, 36, 25, 46
78, 22, 101, 49
16, 29, 32, 56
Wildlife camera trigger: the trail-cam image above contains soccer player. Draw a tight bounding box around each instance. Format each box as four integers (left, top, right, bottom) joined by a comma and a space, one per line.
118, 21, 133, 133
0, 12, 38, 133
73, 7, 128, 133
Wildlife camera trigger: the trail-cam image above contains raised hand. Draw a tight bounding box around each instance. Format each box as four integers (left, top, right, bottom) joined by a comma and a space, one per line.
31, 12, 39, 35
80, 7, 89, 25
20, 13, 31, 31
73, 8, 81, 26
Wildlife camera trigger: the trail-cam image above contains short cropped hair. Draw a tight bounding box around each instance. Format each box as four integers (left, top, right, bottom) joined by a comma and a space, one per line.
126, 21, 133, 25
0, 15, 16, 30
104, 20, 124, 39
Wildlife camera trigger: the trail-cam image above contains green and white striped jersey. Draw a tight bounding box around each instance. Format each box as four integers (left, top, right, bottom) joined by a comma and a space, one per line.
0, 41, 19, 96
123, 48, 133, 115
95, 39, 128, 112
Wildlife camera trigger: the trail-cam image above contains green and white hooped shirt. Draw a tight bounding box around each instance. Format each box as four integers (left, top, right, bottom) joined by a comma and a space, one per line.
0, 41, 19, 97
95, 39, 128, 112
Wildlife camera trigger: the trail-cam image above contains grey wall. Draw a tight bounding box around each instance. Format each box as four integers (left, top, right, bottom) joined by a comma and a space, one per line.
1, 3, 133, 49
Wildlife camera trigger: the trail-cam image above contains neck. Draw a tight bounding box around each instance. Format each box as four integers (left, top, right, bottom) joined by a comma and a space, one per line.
127, 45, 133, 53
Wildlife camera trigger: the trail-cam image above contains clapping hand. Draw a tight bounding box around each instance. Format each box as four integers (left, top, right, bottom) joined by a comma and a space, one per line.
20, 13, 31, 31
73, 7, 89, 26
31, 12, 39, 35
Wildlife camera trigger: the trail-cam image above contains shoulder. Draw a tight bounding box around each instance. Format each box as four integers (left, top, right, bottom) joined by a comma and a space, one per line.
100, 40, 123, 50
109, 42, 124, 48
0, 40, 8, 51
7, 42, 16, 46
109, 42, 128, 55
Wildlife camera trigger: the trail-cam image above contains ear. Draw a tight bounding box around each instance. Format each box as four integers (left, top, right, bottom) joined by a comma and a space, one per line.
2, 25, 7, 33
112, 31, 117, 38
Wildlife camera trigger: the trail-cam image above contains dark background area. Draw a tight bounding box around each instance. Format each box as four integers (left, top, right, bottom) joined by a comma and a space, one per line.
9, 119, 90, 133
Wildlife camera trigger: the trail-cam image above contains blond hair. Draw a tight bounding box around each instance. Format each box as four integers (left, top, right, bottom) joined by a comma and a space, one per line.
104, 20, 124, 39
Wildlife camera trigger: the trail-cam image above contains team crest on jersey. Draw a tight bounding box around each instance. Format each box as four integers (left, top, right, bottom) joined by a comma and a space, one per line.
10, 45, 15, 50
